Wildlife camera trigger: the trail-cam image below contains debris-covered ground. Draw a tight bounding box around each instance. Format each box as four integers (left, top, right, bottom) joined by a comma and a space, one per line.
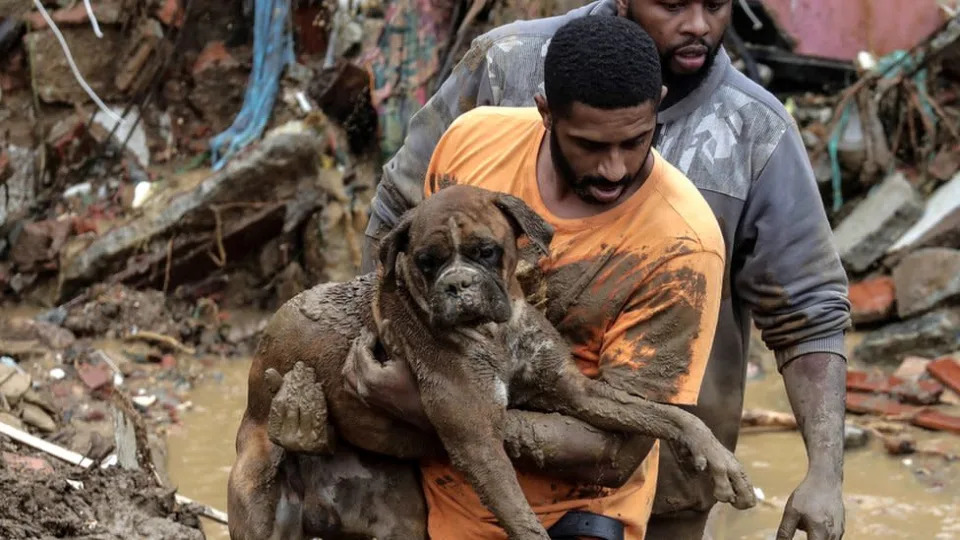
1, 0, 960, 536
0, 438, 204, 540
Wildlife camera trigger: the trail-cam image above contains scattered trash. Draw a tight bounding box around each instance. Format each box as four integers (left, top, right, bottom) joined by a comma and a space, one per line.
132, 395, 157, 409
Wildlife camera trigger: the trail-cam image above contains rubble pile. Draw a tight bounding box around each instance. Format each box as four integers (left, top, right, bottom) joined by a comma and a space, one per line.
799, 15, 960, 444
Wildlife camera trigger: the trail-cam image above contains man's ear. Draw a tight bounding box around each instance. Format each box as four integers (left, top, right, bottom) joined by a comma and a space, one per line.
661, 85, 668, 103
494, 193, 554, 258
534, 94, 552, 131
378, 213, 414, 291
616, 0, 628, 16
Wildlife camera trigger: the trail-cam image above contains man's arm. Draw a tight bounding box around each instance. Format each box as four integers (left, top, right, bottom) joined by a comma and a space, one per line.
360, 39, 496, 272
736, 125, 850, 540
342, 332, 652, 487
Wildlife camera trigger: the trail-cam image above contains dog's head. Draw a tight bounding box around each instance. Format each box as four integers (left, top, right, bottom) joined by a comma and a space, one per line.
378, 184, 553, 330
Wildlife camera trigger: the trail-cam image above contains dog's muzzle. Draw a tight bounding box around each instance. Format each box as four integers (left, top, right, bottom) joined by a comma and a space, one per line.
429, 263, 511, 328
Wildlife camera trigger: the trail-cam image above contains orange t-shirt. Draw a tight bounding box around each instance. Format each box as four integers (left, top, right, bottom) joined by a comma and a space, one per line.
419, 107, 725, 539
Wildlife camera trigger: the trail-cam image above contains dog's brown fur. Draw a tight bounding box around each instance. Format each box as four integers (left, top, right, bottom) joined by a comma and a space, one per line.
227, 185, 755, 540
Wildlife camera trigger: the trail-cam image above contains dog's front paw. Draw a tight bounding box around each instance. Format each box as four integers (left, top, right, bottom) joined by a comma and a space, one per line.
266, 361, 334, 454
685, 427, 757, 510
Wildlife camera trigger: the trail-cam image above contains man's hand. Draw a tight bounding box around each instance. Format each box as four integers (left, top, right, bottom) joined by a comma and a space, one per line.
342, 322, 432, 431
777, 473, 844, 540
779, 352, 846, 539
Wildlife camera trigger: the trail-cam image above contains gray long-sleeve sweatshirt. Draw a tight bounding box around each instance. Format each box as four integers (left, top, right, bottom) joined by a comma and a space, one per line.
364, 0, 851, 514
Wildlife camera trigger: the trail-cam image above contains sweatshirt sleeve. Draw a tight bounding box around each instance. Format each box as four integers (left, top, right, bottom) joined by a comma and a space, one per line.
368, 36, 497, 229
734, 125, 852, 370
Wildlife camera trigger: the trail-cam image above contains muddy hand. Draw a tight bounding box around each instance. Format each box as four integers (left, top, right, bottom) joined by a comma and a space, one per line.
266, 361, 333, 454
685, 425, 756, 510
342, 324, 431, 431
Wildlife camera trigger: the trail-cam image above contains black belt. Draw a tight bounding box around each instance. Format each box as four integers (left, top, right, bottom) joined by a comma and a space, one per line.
547, 511, 624, 540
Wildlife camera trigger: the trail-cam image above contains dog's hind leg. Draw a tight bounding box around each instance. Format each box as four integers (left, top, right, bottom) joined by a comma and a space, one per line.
229, 418, 317, 540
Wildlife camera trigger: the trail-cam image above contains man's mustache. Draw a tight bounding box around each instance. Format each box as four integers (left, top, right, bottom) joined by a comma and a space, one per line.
578, 175, 630, 189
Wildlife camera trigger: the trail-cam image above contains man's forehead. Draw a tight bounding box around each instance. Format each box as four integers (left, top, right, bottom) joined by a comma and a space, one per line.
561, 102, 657, 138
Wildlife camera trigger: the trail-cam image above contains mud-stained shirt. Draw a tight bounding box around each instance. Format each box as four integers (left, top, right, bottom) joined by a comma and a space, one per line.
418, 107, 725, 540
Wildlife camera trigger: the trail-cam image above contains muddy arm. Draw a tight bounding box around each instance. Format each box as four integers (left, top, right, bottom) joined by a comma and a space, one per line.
503, 410, 653, 488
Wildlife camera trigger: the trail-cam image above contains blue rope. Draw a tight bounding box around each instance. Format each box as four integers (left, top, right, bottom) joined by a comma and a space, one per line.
209, 0, 296, 171
827, 102, 853, 213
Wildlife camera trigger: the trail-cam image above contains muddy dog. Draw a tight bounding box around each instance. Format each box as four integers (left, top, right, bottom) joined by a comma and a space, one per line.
227, 185, 755, 540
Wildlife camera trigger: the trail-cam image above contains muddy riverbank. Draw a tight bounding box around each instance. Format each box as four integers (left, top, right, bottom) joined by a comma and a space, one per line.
167, 332, 960, 539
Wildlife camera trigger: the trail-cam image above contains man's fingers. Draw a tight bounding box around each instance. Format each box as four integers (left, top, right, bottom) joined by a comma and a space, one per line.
776, 506, 801, 540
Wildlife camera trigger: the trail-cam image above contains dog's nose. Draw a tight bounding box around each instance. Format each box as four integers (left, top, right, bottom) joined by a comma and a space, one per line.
445, 275, 477, 295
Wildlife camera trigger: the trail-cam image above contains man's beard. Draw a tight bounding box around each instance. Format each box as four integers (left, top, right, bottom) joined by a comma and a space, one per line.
549, 130, 634, 206
660, 38, 722, 106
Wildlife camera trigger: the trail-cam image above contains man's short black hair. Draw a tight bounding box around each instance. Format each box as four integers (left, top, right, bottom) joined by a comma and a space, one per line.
544, 16, 662, 116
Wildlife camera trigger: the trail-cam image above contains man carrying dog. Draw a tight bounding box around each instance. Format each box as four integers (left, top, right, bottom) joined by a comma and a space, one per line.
338, 16, 726, 540
356, 0, 851, 538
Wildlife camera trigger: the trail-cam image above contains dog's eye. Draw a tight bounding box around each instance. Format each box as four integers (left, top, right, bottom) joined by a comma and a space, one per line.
415, 252, 440, 276
475, 244, 502, 265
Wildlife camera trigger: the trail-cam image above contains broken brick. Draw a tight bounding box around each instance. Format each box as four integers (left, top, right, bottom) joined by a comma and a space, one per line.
927, 357, 960, 395
161, 355, 177, 370
77, 362, 113, 392
846, 370, 943, 405
2, 452, 54, 475
912, 410, 960, 435
849, 276, 897, 325
846, 391, 920, 417
10, 219, 73, 271
192, 41, 239, 77
893, 356, 932, 382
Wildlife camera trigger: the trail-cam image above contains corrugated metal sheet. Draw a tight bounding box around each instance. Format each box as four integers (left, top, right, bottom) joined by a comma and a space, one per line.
761, 0, 951, 60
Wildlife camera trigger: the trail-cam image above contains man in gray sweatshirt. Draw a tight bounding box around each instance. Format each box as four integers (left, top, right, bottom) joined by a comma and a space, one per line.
354, 0, 850, 538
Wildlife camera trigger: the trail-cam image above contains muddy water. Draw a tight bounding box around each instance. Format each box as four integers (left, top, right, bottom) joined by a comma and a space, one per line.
167, 336, 960, 540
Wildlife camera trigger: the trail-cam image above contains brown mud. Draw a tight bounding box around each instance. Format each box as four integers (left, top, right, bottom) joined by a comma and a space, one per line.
0, 439, 203, 540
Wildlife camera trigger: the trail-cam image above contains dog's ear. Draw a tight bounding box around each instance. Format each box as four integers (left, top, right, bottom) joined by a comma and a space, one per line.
494, 193, 554, 258
377, 212, 414, 290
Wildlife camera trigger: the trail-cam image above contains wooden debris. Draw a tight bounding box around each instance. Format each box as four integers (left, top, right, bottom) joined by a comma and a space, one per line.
123, 331, 196, 355
741, 408, 798, 432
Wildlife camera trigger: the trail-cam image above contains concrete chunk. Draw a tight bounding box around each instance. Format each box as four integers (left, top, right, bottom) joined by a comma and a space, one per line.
833, 173, 924, 273
893, 248, 960, 318
854, 308, 960, 366
888, 172, 960, 255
